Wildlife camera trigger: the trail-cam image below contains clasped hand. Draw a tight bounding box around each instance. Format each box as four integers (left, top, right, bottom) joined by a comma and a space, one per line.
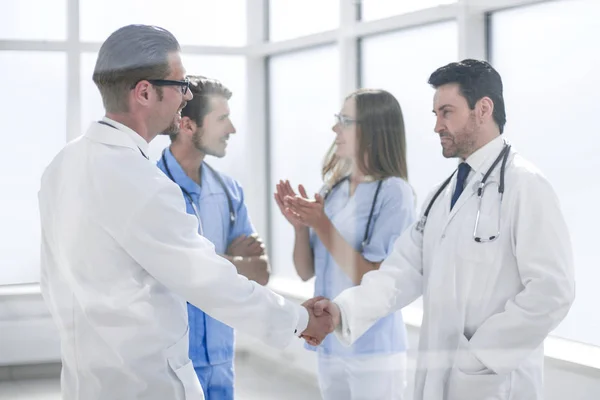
300, 297, 341, 346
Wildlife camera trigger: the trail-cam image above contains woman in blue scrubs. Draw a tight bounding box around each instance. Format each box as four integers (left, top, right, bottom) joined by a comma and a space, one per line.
275, 89, 415, 400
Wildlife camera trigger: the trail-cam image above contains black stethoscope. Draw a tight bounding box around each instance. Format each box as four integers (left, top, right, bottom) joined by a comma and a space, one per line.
323, 177, 383, 251
160, 149, 236, 233
415, 142, 511, 243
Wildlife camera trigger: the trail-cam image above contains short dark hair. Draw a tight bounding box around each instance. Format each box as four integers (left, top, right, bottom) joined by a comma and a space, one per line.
93, 24, 180, 113
428, 59, 506, 134
170, 76, 233, 141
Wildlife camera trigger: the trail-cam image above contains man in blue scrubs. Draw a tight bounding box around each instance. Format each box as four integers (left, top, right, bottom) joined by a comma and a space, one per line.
157, 76, 270, 400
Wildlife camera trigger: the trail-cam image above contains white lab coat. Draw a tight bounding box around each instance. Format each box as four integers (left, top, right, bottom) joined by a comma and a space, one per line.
333, 136, 575, 400
38, 119, 308, 400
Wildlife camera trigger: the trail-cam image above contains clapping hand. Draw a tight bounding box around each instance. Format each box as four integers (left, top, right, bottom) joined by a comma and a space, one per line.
283, 190, 328, 231
274, 180, 309, 228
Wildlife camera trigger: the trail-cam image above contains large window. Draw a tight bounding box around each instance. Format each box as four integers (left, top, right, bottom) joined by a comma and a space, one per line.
490, 0, 600, 345
0, 52, 67, 285
0, 0, 67, 40
268, 45, 340, 279
360, 0, 456, 21
361, 21, 459, 220
1, 0, 248, 285
79, 0, 246, 46
269, 0, 339, 41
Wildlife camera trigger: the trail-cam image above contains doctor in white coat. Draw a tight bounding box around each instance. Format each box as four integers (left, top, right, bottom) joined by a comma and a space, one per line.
38, 25, 333, 400
309, 59, 575, 400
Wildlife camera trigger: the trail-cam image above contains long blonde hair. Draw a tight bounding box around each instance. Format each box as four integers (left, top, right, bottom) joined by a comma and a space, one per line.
322, 89, 408, 188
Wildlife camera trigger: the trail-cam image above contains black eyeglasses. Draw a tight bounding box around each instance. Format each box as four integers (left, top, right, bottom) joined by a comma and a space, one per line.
132, 78, 190, 95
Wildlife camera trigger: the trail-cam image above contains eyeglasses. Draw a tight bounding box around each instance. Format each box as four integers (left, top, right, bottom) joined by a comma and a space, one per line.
334, 113, 359, 127
132, 78, 191, 95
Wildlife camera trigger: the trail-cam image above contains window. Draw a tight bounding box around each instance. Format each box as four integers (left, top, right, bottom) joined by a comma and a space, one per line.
79, 0, 246, 46
0, 0, 67, 40
268, 45, 340, 279
361, 21, 459, 223
361, 21, 458, 311
269, 0, 339, 41
490, 0, 600, 345
360, 0, 456, 21
0, 52, 67, 284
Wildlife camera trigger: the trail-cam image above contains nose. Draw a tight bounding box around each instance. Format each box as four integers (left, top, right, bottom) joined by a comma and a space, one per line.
184, 88, 193, 101
434, 116, 445, 134
332, 123, 341, 134
230, 121, 237, 134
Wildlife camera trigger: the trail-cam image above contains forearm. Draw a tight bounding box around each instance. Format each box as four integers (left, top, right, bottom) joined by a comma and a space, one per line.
221, 254, 270, 286
313, 218, 379, 285
292, 227, 315, 281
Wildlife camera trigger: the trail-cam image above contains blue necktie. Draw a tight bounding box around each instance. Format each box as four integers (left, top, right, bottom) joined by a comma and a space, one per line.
451, 162, 471, 210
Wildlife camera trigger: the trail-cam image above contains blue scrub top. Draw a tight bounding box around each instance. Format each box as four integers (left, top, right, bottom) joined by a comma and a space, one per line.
157, 148, 255, 367
308, 177, 416, 357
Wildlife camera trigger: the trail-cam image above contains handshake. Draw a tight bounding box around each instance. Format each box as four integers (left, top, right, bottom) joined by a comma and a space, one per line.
299, 296, 341, 346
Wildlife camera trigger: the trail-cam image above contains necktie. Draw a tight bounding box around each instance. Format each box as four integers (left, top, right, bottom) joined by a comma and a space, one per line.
450, 162, 471, 210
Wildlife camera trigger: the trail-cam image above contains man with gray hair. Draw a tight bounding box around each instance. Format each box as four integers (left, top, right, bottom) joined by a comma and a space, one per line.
38, 24, 333, 400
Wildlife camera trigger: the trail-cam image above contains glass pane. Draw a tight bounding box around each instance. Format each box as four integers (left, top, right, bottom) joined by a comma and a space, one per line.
361, 21, 457, 311
0, 52, 66, 284
0, 0, 67, 40
490, 0, 600, 346
269, 0, 339, 41
361, 0, 456, 21
81, 53, 246, 166
361, 21, 458, 233
269, 45, 340, 279
80, 0, 246, 46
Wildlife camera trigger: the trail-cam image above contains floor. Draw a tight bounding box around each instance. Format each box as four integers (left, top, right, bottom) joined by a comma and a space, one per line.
0, 352, 323, 400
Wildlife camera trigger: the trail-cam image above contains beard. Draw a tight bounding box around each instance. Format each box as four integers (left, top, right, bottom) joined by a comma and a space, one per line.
441, 114, 479, 159
191, 128, 226, 158
160, 100, 187, 136
161, 119, 179, 136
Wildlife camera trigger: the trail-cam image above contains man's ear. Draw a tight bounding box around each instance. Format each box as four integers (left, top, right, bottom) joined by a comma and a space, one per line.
131, 81, 152, 105
180, 116, 196, 135
478, 96, 495, 122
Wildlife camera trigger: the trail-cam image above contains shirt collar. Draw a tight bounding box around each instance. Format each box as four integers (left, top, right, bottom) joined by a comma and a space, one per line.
464, 135, 505, 176
162, 148, 202, 196
101, 117, 150, 158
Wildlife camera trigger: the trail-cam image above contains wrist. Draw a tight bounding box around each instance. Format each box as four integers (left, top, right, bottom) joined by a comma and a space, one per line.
294, 226, 309, 234
313, 217, 331, 236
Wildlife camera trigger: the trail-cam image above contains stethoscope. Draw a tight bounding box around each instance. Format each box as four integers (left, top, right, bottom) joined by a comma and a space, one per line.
323, 177, 383, 251
415, 142, 511, 243
160, 149, 236, 234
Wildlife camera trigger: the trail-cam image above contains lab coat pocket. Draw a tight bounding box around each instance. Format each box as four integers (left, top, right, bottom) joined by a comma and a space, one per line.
168, 359, 205, 400
447, 367, 511, 400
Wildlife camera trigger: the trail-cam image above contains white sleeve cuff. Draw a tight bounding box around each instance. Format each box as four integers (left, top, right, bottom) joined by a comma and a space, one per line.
332, 300, 353, 347
295, 305, 309, 337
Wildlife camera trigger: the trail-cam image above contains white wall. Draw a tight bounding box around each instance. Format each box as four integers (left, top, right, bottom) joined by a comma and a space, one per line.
2, 289, 599, 400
